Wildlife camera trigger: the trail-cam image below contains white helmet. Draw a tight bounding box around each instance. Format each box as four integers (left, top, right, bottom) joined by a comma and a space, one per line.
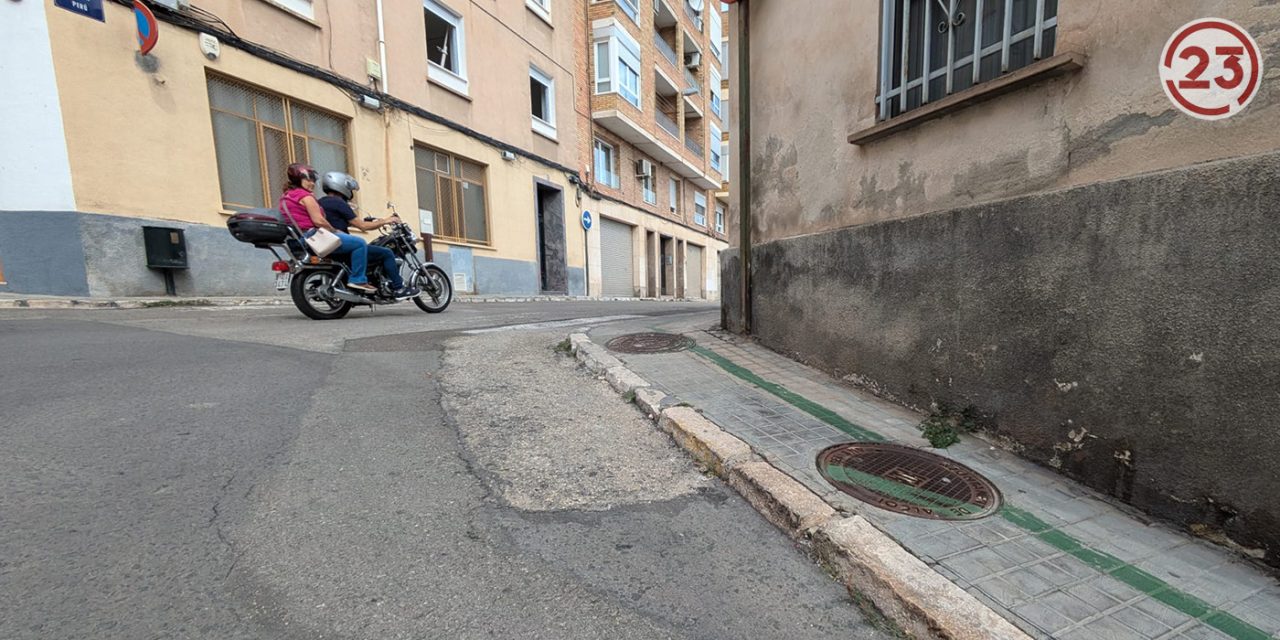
320, 171, 359, 200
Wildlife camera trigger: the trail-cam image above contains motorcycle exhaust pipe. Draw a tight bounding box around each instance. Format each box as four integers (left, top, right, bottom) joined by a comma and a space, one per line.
330, 287, 371, 304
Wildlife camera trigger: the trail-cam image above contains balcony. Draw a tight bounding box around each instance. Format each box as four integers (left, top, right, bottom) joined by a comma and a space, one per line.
684, 0, 703, 31
592, 108, 719, 189
656, 108, 679, 139
654, 32, 678, 67
683, 67, 701, 94
685, 136, 703, 159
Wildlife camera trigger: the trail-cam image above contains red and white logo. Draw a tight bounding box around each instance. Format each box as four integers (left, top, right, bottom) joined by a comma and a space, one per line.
1160, 19, 1262, 120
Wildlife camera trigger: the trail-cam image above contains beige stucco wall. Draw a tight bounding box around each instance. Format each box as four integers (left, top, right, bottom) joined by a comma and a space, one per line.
742, 0, 1280, 245
590, 197, 727, 299
44, 0, 580, 269
383, 0, 581, 171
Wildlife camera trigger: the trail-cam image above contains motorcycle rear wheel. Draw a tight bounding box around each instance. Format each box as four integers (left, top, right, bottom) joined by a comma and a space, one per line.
290, 270, 352, 320
412, 265, 452, 313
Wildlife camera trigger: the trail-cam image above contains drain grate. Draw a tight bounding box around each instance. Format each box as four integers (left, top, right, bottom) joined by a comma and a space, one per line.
817, 443, 1001, 520
605, 332, 695, 354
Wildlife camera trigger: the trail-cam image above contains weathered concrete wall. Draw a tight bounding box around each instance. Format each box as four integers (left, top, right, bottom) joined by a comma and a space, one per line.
0, 212, 89, 297
741, 0, 1280, 245
746, 151, 1280, 568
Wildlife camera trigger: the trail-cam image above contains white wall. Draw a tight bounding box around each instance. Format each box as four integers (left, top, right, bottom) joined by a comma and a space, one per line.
0, 1, 76, 211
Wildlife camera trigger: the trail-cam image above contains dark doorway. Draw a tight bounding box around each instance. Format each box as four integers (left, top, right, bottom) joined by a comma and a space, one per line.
535, 182, 567, 294
660, 235, 674, 297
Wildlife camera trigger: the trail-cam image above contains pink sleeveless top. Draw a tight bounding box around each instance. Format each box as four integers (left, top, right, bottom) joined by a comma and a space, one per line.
280, 188, 315, 230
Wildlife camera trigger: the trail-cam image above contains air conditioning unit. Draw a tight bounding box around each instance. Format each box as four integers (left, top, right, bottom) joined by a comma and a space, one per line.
685, 51, 702, 68
635, 159, 654, 178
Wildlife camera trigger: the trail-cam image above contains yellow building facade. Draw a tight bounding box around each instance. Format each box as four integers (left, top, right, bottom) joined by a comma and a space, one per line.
0, 0, 724, 298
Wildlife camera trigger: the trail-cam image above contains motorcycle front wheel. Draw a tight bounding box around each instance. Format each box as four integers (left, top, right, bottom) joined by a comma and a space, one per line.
290, 270, 352, 320
412, 265, 453, 313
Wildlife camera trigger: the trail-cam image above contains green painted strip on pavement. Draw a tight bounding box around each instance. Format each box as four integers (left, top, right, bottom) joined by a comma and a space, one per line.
823, 463, 990, 518
687, 344, 1271, 640
999, 506, 1270, 640
689, 345, 886, 442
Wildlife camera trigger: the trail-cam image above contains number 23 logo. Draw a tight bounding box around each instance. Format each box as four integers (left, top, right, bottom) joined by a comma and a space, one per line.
1177, 46, 1246, 90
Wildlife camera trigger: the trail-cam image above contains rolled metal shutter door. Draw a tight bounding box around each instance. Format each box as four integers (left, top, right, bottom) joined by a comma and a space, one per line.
600, 218, 634, 297
687, 244, 704, 299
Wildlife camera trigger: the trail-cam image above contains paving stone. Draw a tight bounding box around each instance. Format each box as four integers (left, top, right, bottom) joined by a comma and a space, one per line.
1068, 615, 1148, 640
1178, 622, 1234, 639
993, 538, 1056, 566
1001, 568, 1059, 601
943, 546, 1018, 583
1011, 599, 1079, 635
1111, 603, 1180, 637
1067, 579, 1136, 611
1133, 595, 1199, 629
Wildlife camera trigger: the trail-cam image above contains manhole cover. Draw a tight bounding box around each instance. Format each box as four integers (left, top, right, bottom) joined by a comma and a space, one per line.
605, 332, 694, 354
817, 443, 1001, 520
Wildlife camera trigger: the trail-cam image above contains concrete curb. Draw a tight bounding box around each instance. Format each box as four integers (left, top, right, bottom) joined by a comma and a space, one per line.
0, 295, 712, 310
566, 331, 1033, 640
813, 517, 1032, 640
0, 297, 287, 310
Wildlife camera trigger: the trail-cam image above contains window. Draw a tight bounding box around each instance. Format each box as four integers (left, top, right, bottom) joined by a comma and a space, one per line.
615, 0, 638, 23
876, 0, 1058, 119
425, 0, 468, 95
709, 66, 723, 119
668, 177, 680, 213
709, 6, 723, 62
267, 0, 314, 19
593, 21, 642, 109
414, 146, 489, 245
207, 74, 349, 211
720, 141, 730, 182
593, 139, 619, 189
529, 66, 556, 140
694, 192, 707, 226
715, 202, 725, 233
709, 122, 722, 172
526, 0, 550, 22
640, 164, 656, 205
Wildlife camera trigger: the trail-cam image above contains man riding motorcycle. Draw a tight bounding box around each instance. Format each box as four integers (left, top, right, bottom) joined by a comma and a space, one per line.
317, 171, 419, 299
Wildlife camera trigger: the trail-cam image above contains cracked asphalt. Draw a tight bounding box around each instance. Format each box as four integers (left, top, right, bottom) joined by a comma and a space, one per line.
0, 303, 887, 639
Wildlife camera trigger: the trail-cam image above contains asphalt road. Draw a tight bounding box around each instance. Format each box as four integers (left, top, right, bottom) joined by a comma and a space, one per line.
0, 302, 888, 639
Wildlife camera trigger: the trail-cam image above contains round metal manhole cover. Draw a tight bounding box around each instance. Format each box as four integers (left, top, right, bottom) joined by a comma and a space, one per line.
817, 443, 1001, 520
605, 332, 695, 354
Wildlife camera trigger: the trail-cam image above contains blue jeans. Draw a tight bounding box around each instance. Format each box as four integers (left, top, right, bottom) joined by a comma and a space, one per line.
366, 244, 404, 288
327, 231, 369, 284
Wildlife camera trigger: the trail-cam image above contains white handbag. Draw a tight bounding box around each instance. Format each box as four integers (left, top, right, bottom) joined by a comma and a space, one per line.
305, 227, 342, 258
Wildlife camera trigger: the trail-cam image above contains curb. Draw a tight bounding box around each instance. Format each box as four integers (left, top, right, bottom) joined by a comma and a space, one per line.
566, 331, 1032, 640
0, 295, 714, 310
0, 297, 287, 310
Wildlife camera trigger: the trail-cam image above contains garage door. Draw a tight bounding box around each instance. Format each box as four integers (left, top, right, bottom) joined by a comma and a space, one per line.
687, 244, 704, 299
600, 218, 634, 297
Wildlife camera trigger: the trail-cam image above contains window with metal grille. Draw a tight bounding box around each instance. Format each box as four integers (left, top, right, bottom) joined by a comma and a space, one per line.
414, 146, 490, 245
876, 0, 1058, 120
207, 74, 350, 211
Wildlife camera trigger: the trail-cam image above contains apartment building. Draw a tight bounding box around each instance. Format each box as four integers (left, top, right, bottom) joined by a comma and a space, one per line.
725, 0, 1280, 568
0, 0, 723, 299
580, 0, 729, 298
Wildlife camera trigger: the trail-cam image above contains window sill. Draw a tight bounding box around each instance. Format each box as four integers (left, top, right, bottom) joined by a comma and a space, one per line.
532, 119, 559, 142
432, 237, 496, 252
848, 52, 1084, 146
526, 0, 553, 27
255, 0, 321, 28
427, 65, 471, 100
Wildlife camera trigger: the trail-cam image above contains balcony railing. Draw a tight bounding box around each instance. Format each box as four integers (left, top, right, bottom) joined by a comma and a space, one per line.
684, 2, 703, 30
684, 68, 701, 94
685, 136, 703, 158
654, 32, 678, 67
656, 109, 679, 138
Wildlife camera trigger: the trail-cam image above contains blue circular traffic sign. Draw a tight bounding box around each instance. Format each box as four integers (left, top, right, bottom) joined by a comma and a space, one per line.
581, 210, 593, 230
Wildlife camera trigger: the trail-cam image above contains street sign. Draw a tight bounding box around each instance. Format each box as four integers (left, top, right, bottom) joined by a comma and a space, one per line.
418, 209, 435, 235
134, 0, 158, 56
56, 0, 105, 22
581, 210, 592, 230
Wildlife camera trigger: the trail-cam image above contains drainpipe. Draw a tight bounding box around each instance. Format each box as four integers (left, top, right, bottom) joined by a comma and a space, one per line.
735, 0, 751, 333
375, 0, 389, 93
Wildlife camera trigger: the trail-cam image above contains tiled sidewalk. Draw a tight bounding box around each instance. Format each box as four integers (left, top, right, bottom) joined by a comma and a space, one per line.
589, 316, 1280, 640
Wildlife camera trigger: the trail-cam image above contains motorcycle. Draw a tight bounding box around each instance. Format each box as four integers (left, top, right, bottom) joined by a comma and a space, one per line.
227, 208, 452, 320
